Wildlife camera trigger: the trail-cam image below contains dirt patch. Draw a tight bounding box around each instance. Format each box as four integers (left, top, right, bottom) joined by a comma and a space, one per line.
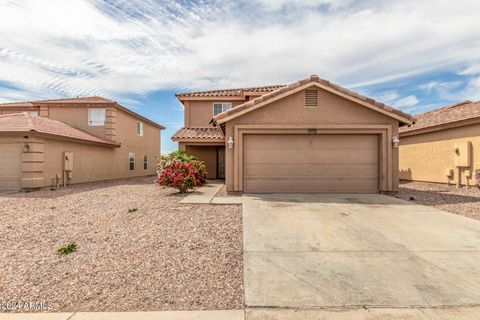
0, 177, 243, 312
398, 180, 480, 220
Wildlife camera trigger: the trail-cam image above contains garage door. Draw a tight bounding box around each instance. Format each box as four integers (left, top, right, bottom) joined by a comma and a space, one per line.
243, 134, 379, 193
0, 143, 22, 191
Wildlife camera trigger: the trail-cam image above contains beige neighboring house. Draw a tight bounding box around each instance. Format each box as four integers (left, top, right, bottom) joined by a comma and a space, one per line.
399, 100, 480, 186
173, 75, 414, 194
0, 97, 164, 191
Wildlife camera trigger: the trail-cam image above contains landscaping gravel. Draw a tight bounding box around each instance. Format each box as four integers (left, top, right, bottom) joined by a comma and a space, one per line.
398, 181, 480, 220
0, 177, 243, 312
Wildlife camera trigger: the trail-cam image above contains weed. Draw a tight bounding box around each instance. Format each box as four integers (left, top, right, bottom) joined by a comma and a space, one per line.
57, 243, 77, 255
128, 208, 138, 213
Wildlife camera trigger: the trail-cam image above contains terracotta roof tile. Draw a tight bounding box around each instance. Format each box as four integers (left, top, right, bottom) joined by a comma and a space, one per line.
172, 127, 224, 140
0, 113, 120, 147
212, 75, 415, 124
176, 85, 285, 98
399, 100, 479, 134
0, 96, 115, 106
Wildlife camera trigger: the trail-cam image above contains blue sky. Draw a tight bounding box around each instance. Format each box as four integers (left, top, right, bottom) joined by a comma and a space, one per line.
1, 0, 480, 152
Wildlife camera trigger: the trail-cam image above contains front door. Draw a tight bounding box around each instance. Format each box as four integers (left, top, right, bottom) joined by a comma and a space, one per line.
217, 147, 225, 179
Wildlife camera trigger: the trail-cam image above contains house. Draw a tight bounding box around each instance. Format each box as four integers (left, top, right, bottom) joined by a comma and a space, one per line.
399, 100, 480, 186
0, 97, 164, 191
173, 75, 414, 193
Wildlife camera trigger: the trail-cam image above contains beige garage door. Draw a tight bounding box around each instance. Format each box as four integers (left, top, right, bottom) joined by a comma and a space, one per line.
243, 134, 379, 193
0, 143, 22, 191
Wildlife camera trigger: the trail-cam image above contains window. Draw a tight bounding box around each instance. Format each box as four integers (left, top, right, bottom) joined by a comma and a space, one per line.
136, 121, 144, 136
143, 155, 148, 170
28, 111, 39, 117
88, 108, 106, 126
213, 103, 232, 116
129, 152, 135, 171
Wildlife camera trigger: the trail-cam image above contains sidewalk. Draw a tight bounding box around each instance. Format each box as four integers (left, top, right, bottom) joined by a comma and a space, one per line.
179, 182, 241, 204
0, 310, 244, 320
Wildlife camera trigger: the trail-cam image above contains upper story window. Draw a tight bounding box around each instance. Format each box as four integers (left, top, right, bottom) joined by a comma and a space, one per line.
213, 103, 232, 116
136, 121, 144, 136
88, 108, 106, 126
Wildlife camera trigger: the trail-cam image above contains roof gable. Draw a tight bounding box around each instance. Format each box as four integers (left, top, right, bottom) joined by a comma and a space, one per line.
212, 75, 415, 125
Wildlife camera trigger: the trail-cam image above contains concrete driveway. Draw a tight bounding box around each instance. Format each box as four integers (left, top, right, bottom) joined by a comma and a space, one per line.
243, 194, 480, 309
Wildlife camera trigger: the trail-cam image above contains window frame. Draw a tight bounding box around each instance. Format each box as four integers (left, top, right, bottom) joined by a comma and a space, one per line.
136, 121, 144, 136
88, 108, 106, 126
143, 155, 148, 170
212, 102, 232, 116
129, 152, 135, 171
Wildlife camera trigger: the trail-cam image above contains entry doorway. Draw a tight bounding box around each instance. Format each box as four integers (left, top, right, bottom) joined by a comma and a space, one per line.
217, 147, 225, 179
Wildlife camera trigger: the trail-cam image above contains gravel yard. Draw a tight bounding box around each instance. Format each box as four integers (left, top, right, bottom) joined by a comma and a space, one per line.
398, 180, 480, 220
0, 177, 243, 312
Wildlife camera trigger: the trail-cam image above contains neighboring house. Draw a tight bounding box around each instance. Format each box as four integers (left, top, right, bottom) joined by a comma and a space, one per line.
173, 75, 414, 193
399, 100, 480, 186
0, 97, 164, 191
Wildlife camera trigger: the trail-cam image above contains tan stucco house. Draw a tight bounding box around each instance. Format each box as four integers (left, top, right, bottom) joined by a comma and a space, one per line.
399, 100, 480, 187
0, 97, 164, 191
173, 75, 414, 193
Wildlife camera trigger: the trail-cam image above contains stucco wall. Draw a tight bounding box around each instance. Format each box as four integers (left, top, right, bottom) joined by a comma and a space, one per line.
186, 100, 244, 127
399, 124, 480, 185
224, 87, 400, 193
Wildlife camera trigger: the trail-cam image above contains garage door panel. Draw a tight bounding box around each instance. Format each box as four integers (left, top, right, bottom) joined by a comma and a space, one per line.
243, 134, 379, 193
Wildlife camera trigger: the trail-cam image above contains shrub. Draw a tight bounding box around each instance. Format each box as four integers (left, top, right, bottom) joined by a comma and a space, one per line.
156, 151, 198, 176
57, 243, 77, 255
157, 159, 207, 193
128, 208, 138, 213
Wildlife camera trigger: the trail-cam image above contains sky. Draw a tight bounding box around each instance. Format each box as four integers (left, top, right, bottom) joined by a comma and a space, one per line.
1, 0, 480, 152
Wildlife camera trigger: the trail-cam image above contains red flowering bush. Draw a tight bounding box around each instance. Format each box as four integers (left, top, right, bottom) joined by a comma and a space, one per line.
157, 159, 207, 193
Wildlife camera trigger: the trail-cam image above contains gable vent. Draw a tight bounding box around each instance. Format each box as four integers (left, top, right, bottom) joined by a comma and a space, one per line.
305, 89, 318, 108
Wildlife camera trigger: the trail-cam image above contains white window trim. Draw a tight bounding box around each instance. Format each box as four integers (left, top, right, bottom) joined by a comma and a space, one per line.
129, 152, 135, 171
136, 121, 144, 136
143, 154, 148, 170
213, 102, 232, 116
88, 108, 106, 126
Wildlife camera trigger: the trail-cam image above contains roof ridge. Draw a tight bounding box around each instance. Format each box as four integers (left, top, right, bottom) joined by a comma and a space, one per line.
415, 100, 473, 117
176, 84, 286, 97
212, 74, 414, 124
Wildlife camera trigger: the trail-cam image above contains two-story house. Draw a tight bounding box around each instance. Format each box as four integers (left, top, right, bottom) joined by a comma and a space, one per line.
0, 97, 164, 191
173, 75, 414, 194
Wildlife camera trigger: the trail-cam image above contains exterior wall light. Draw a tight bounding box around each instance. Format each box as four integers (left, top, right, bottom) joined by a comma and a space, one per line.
392, 136, 400, 148
227, 136, 234, 149
23, 143, 30, 152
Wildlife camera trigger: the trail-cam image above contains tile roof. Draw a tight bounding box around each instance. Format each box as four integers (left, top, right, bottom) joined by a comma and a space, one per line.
172, 127, 224, 140
0, 113, 120, 147
176, 85, 285, 98
0, 96, 114, 107
0, 96, 165, 129
399, 100, 480, 134
212, 75, 415, 124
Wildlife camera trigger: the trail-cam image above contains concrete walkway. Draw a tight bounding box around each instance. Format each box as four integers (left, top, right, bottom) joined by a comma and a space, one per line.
0, 310, 244, 320
179, 182, 241, 204
242, 193, 480, 309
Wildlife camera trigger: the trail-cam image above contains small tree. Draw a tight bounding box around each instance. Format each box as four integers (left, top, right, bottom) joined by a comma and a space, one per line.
156, 152, 207, 193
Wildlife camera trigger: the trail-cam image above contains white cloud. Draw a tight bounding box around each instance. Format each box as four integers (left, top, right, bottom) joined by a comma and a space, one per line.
0, 0, 480, 101
419, 80, 463, 100
394, 95, 418, 107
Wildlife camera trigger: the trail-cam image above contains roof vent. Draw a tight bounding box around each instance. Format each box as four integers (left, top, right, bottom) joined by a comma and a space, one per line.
305, 89, 318, 108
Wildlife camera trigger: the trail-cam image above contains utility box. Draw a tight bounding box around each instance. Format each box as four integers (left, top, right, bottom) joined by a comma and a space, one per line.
63, 151, 73, 171
454, 142, 471, 167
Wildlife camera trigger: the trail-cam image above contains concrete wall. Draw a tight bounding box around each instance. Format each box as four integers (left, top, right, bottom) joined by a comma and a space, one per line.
224, 87, 400, 193
399, 123, 480, 185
